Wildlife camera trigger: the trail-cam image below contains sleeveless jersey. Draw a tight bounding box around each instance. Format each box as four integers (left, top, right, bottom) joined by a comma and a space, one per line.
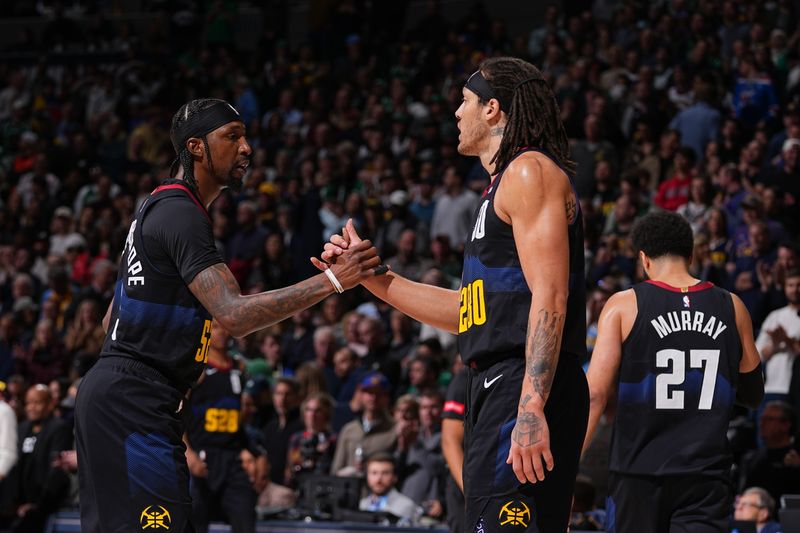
609, 280, 742, 477
457, 148, 586, 366
101, 182, 220, 391
185, 363, 247, 450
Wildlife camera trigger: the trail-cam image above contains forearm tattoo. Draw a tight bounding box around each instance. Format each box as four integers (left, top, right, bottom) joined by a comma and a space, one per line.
512, 411, 544, 447
526, 309, 565, 401
193, 264, 331, 335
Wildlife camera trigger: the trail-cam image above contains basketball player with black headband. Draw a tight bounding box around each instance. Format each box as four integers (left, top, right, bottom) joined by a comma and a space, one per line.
75, 98, 383, 533
317, 57, 589, 532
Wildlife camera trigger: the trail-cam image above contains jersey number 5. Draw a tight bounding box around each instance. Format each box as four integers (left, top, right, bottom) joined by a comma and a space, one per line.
195, 320, 212, 363
655, 349, 720, 410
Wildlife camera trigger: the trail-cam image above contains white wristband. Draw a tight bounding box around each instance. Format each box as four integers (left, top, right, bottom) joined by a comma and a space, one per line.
324, 268, 345, 293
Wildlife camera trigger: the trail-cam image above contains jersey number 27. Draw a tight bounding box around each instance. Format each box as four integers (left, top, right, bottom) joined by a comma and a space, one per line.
655, 349, 720, 410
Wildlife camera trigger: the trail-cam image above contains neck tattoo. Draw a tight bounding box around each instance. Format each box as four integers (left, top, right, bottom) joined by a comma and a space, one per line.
490, 127, 504, 137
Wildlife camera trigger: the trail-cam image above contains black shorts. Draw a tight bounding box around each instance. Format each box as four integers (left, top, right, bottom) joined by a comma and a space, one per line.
75, 356, 192, 533
463, 354, 588, 533
606, 472, 732, 533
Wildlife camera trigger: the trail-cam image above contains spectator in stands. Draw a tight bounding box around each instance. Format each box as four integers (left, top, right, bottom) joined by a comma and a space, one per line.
740, 401, 800, 502
62, 299, 104, 357
331, 372, 396, 477
311, 325, 339, 386
226, 200, 268, 287
668, 77, 720, 162
20, 319, 67, 385
262, 377, 303, 488
6, 384, 72, 532
385, 309, 417, 371
285, 392, 337, 489
756, 271, 800, 407
734, 487, 782, 533
571, 114, 619, 198
384, 229, 434, 283
429, 166, 479, 253
654, 146, 695, 211
281, 309, 316, 372
733, 55, 779, 130
359, 452, 423, 526
397, 389, 446, 521
676, 176, 712, 235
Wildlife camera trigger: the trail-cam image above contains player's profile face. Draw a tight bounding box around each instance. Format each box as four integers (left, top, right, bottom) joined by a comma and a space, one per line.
207, 121, 251, 190
455, 88, 489, 156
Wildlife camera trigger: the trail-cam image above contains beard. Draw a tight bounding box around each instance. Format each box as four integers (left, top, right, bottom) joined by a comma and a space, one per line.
226, 171, 244, 192
457, 121, 490, 156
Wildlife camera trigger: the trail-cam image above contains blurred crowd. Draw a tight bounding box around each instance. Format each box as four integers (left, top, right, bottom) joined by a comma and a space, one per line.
0, 0, 799, 530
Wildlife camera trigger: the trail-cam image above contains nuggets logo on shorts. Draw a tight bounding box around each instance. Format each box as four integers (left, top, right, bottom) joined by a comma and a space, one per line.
140, 505, 171, 529
498, 500, 531, 527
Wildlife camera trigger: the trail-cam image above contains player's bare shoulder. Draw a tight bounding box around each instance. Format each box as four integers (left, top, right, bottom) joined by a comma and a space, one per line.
601, 288, 638, 337
495, 151, 574, 221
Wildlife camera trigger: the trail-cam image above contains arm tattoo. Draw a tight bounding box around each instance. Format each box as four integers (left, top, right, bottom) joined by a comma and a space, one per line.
490, 127, 504, 137
565, 197, 576, 223
520, 394, 532, 409
512, 411, 544, 447
526, 309, 565, 400
192, 264, 332, 336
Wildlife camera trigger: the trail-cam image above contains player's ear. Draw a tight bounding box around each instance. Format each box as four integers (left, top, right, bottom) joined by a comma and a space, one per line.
485, 98, 502, 122
186, 137, 204, 158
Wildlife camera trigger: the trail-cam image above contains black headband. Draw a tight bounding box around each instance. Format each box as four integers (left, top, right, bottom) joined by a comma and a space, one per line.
464, 71, 547, 114
171, 101, 243, 154
464, 70, 511, 113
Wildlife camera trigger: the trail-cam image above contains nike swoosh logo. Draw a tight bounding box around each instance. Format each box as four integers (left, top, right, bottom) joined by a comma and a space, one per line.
484, 374, 503, 388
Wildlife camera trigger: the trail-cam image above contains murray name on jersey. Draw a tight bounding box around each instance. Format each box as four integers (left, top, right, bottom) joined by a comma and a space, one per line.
650, 310, 728, 340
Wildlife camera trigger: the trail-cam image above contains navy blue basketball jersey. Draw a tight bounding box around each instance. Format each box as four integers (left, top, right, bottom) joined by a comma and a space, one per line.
457, 148, 586, 366
185, 363, 248, 450
101, 182, 223, 391
609, 281, 742, 477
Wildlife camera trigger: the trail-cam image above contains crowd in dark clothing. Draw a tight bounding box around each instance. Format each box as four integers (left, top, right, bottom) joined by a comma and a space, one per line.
0, 0, 800, 530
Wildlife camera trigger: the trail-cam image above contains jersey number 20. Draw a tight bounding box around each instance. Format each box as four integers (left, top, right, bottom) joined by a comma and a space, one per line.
655, 349, 720, 410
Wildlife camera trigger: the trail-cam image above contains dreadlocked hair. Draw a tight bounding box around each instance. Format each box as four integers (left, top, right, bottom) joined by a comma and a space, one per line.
169, 98, 222, 190
479, 57, 575, 175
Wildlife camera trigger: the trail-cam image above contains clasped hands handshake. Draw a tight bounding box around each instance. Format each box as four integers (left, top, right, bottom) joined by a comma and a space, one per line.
310, 219, 388, 289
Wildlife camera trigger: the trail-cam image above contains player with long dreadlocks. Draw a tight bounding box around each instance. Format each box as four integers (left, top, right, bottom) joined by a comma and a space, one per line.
74, 98, 383, 532
318, 57, 588, 532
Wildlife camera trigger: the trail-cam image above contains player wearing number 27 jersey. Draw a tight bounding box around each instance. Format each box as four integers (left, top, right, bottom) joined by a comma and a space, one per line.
584, 211, 764, 533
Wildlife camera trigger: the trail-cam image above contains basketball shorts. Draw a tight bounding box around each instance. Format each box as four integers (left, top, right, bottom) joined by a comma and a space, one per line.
463, 353, 589, 532
75, 356, 193, 533
605, 472, 732, 533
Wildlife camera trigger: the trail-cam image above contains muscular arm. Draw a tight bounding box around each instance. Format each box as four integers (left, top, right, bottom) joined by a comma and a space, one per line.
190, 238, 379, 338
501, 155, 570, 413
495, 153, 572, 483
189, 263, 336, 338
441, 418, 464, 492
360, 273, 461, 334
583, 290, 634, 452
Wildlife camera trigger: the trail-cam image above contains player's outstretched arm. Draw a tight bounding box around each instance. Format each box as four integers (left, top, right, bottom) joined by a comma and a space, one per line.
499, 154, 570, 484
189, 239, 381, 338
315, 219, 461, 334
583, 290, 631, 453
